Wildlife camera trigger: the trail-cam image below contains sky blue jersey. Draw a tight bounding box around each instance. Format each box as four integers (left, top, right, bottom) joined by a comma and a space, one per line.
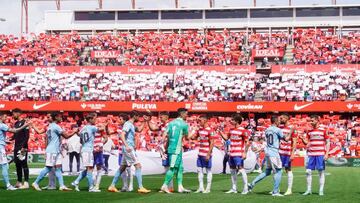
264, 125, 284, 157
46, 123, 64, 154
80, 125, 99, 152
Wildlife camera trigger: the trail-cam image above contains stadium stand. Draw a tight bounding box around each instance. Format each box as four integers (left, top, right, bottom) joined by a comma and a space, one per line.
1, 29, 359, 66
0, 70, 359, 101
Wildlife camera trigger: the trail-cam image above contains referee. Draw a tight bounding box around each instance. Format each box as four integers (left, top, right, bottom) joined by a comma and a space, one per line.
10, 108, 30, 189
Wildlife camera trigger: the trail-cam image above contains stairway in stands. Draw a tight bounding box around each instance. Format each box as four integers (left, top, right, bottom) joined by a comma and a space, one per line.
283, 45, 294, 64
81, 47, 92, 65
254, 90, 264, 101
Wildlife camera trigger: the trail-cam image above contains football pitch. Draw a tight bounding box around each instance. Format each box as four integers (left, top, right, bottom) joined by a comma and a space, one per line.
0, 164, 359, 203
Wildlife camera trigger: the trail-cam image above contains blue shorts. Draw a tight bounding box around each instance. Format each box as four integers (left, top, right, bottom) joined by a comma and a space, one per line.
280, 155, 292, 169
162, 156, 170, 167
93, 151, 104, 166
228, 156, 244, 168
196, 155, 212, 169
307, 155, 325, 171
118, 153, 123, 166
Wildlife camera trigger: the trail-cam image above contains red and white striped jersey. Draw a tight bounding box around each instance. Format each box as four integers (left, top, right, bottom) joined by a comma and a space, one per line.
306, 129, 329, 156
350, 140, 357, 151
229, 127, 248, 157
158, 122, 169, 138
94, 134, 104, 152
329, 142, 342, 157
257, 126, 267, 132
279, 125, 298, 156
197, 127, 214, 157
157, 122, 168, 151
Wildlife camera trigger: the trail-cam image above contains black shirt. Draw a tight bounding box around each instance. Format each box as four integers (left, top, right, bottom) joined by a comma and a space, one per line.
12, 119, 30, 151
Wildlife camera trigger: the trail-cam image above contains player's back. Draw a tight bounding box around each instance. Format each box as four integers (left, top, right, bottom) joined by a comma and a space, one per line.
46, 122, 63, 153
0, 123, 9, 146
94, 133, 104, 152
123, 121, 136, 148
264, 125, 283, 157
167, 118, 188, 154
168, 118, 187, 138
80, 125, 98, 152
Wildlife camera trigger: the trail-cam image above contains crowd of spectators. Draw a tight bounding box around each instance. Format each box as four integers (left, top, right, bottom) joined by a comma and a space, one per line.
88, 30, 250, 66
293, 29, 360, 64
260, 71, 360, 101
0, 69, 359, 101
1, 29, 359, 66
0, 33, 86, 66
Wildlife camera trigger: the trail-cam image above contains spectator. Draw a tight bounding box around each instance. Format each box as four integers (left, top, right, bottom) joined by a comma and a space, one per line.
103, 135, 115, 175
67, 129, 81, 175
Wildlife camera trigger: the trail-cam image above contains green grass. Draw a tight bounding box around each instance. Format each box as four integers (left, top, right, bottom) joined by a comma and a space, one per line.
0, 165, 359, 203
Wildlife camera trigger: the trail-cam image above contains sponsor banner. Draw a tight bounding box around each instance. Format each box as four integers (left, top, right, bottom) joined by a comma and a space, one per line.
252, 48, 284, 58
0, 65, 255, 74
6, 154, 45, 163
272, 64, 360, 74
0, 101, 359, 112
1, 64, 357, 74
225, 66, 256, 74
90, 50, 121, 59
185, 102, 208, 111
79, 67, 106, 74
174, 65, 256, 74
326, 157, 360, 167
331, 64, 360, 73
128, 66, 154, 74
0, 66, 35, 73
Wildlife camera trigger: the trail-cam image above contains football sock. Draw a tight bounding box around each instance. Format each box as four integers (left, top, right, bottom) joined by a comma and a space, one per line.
273, 168, 282, 194
1, 163, 10, 186
230, 169, 238, 191
135, 168, 143, 188
240, 169, 248, 192
287, 171, 294, 191
306, 169, 312, 191
197, 167, 204, 190
34, 166, 51, 184
55, 167, 64, 187
206, 168, 212, 191
319, 170, 325, 192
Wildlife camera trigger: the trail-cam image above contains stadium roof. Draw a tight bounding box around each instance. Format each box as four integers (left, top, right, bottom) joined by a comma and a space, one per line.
20, 0, 345, 34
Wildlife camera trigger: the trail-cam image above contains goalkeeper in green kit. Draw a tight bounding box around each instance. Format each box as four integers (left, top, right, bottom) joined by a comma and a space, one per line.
160, 108, 191, 194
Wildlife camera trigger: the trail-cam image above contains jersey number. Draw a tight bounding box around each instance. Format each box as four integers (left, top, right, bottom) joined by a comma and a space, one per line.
171, 126, 177, 137
80, 132, 90, 144
267, 133, 274, 146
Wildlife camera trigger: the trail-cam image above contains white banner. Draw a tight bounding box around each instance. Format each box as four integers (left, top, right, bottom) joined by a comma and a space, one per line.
57, 148, 257, 175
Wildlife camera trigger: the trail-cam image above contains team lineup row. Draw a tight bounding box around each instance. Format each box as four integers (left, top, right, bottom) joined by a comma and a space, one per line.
0, 109, 329, 196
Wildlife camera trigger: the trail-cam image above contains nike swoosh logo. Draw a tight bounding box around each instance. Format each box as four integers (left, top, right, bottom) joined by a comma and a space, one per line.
294, 103, 314, 111
33, 102, 52, 110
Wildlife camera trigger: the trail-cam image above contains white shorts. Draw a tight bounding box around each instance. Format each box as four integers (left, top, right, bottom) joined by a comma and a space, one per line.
265, 155, 282, 170
81, 151, 94, 167
0, 147, 8, 165
45, 153, 62, 167
121, 148, 139, 166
